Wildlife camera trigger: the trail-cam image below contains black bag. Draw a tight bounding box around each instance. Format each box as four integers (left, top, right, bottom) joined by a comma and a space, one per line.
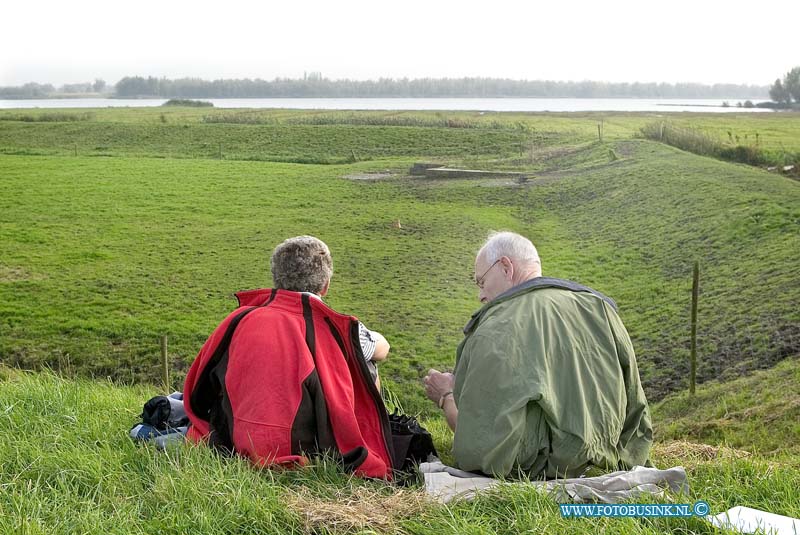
388, 410, 437, 481
141, 393, 190, 430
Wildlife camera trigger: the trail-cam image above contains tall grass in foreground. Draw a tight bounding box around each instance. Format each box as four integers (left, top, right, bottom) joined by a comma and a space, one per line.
2, 368, 799, 534
641, 121, 800, 169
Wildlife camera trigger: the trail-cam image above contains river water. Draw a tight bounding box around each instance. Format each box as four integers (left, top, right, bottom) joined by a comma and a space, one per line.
0, 97, 772, 113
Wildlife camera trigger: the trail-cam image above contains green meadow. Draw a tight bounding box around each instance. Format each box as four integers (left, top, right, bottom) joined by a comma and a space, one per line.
2, 367, 799, 534
1, 107, 798, 533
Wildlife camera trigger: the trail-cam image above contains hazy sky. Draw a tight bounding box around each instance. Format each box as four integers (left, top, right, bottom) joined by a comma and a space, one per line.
2, 0, 797, 87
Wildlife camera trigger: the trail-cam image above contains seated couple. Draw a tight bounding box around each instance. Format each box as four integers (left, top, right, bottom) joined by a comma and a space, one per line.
184, 234, 652, 481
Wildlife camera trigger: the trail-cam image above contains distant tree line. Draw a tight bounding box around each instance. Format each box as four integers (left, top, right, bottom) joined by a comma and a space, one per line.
0, 82, 56, 98
59, 79, 107, 94
768, 67, 800, 106
1, 76, 770, 99
0, 79, 106, 98
112, 76, 767, 99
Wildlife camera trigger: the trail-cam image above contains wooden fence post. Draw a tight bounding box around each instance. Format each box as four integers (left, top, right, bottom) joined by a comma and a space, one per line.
161, 335, 170, 391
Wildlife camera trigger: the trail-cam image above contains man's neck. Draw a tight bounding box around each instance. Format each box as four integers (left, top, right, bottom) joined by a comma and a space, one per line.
512, 270, 541, 287
492, 274, 544, 303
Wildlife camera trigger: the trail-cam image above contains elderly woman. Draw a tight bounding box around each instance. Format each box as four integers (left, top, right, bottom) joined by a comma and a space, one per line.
268, 236, 389, 386
183, 236, 395, 479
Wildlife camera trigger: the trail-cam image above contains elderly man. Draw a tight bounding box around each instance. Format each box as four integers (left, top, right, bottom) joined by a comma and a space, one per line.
184, 236, 394, 478
424, 231, 652, 478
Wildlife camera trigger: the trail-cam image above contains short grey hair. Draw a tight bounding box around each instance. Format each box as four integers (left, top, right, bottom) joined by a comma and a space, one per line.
270, 236, 333, 294
478, 231, 540, 267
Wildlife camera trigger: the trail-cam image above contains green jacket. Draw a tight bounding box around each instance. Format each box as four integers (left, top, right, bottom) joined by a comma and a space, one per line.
453, 277, 653, 478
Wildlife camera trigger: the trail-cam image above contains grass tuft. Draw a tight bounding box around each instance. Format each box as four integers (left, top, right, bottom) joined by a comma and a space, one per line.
285, 485, 432, 533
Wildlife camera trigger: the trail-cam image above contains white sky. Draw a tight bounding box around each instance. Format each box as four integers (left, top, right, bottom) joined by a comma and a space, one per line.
2, 0, 797, 87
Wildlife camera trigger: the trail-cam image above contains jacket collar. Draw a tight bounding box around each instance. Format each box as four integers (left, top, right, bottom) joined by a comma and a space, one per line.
463, 276, 617, 334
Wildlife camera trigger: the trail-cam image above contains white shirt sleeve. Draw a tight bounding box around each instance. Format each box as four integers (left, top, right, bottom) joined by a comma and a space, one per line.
358, 322, 377, 362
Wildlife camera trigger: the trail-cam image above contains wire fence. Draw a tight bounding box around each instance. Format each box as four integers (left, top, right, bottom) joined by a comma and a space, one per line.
624, 262, 799, 401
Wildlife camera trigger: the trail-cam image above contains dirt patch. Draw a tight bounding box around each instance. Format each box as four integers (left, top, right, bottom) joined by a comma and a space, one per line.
535, 145, 584, 162
614, 140, 641, 157
0, 265, 45, 283
344, 172, 399, 181
475, 177, 534, 188
693, 322, 800, 389
526, 170, 569, 186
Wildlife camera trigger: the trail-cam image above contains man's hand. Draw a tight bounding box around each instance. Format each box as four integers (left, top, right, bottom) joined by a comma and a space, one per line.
424, 369, 458, 432
423, 369, 455, 404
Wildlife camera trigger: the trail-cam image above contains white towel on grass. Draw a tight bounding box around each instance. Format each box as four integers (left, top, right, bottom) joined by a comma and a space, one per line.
707, 507, 800, 535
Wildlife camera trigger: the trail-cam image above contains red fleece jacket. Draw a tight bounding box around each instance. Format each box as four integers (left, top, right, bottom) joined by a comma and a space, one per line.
183, 288, 394, 479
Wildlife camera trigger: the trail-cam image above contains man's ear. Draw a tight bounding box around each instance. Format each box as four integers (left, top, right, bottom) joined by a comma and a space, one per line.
500, 256, 514, 279
320, 279, 330, 297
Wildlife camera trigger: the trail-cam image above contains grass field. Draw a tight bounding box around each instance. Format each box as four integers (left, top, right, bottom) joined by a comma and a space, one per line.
1, 367, 799, 534
1, 106, 798, 533
3, 107, 800, 160
1, 115, 798, 405
0, 121, 531, 164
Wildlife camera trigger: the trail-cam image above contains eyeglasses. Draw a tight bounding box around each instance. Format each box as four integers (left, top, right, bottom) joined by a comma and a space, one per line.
475, 259, 502, 288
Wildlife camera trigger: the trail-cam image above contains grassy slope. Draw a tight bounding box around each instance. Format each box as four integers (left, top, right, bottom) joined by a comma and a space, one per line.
0, 121, 528, 163
1, 107, 799, 533
2, 137, 797, 404
3, 107, 800, 158
2, 106, 799, 144
0, 155, 483, 396
527, 141, 800, 394
1, 368, 799, 535
653, 356, 800, 455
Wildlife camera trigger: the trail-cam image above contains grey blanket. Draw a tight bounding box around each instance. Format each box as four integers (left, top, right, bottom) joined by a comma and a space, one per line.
419, 462, 689, 504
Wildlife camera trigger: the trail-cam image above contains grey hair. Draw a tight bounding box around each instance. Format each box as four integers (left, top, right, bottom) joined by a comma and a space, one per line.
270, 236, 333, 294
478, 231, 541, 267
